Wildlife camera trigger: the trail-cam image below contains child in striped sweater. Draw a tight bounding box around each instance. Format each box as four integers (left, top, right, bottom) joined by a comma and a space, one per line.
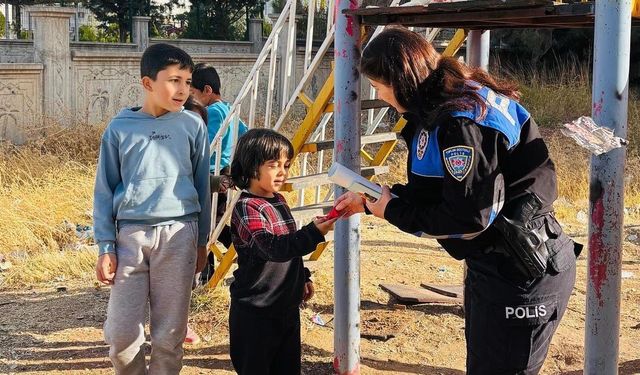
228, 128, 337, 375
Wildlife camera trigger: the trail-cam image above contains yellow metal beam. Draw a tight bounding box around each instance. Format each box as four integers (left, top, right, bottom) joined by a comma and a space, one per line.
206, 244, 236, 289
299, 143, 318, 153
210, 243, 225, 262
367, 117, 407, 174
298, 93, 314, 108
309, 241, 330, 261
443, 29, 467, 57
291, 69, 335, 160
393, 116, 408, 132
634, 0, 640, 18
361, 149, 374, 164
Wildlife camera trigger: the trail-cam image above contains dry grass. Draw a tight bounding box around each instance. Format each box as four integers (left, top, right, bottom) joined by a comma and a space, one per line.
504, 61, 640, 222
0, 247, 97, 288
0, 124, 102, 287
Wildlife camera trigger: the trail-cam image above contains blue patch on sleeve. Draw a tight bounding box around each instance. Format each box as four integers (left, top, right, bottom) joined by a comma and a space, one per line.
443, 146, 474, 182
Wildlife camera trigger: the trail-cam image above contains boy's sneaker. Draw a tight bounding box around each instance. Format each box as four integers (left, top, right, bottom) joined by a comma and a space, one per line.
184, 324, 201, 345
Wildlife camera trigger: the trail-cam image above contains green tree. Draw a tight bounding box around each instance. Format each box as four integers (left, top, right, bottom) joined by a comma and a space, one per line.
84, 0, 179, 43
182, 0, 265, 41
3, 1, 58, 39
270, 0, 328, 41
0, 12, 5, 38
79, 24, 97, 41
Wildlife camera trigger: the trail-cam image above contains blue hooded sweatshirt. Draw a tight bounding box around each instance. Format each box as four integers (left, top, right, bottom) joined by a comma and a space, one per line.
93, 107, 211, 255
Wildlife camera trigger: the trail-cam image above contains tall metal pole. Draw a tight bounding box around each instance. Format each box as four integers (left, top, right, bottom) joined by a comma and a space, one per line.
333, 0, 361, 374
585, 1, 631, 374
466, 29, 490, 70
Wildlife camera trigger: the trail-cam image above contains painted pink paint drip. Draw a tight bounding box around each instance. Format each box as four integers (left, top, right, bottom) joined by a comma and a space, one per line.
589, 195, 608, 306
346, 17, 354, 36
593, 90, 604, 117
346, 0, 359, 36
333, 357, 360, 375
336, 140, 345, 153
593, 99, 604, 117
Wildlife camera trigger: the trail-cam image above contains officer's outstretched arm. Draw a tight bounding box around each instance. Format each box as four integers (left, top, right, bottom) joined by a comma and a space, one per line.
384, 118, 506, 239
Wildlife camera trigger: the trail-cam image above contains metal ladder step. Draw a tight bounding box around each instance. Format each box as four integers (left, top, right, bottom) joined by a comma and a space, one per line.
300, 132, 397, 153
282, 165, 389, 191
325, 99, 390, 112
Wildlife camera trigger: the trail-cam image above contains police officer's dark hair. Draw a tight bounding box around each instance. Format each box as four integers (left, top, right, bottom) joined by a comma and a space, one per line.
183, 96, 208, 124
230, 128, 294, 189
361, 27, 520, 123
140, 43, 194, 80
191, 63, 222, 95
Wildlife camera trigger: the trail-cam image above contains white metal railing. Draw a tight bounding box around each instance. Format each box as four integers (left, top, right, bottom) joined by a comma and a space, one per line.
207, 0, 334, 244
208, 0, 447, 246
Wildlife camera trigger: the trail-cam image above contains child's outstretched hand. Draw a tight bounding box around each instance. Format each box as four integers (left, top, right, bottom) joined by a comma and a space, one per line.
96, 253, 117, 285
313, 216, 338, 235
302, 281, 315, 302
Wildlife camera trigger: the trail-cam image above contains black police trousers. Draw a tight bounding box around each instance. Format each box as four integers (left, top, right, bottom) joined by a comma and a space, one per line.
464, 227, 577, 375
229, 302, 301, 375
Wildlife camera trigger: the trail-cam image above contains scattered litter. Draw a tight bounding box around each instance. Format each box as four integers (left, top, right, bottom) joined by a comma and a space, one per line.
9, 250, 28, 261
561, 116, 628, 156
0, 259, 12, 272
56, 285, 68, 292
437, 266, 448, 277
628, 234, 638, 242
622, 271, 635, 279
311, 313, 326, 326
75, 224, 94, 241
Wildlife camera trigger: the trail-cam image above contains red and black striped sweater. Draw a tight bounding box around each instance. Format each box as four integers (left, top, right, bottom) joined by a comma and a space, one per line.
230, 191, 325, 315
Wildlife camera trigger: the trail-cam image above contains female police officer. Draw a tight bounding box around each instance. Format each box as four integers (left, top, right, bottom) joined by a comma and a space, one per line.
334, 26, 580, 374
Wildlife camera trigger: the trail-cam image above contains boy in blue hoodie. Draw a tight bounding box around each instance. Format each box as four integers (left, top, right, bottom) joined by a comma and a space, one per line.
93, 43, 211, 374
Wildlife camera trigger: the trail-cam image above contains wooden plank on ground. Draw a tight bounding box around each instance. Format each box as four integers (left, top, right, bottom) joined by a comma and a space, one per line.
420, 283, 464, 299
380, 283, 462, 304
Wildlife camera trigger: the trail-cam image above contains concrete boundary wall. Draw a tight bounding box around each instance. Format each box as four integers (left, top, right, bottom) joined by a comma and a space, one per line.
0, 6, 333, 143
0, 64, 43, 143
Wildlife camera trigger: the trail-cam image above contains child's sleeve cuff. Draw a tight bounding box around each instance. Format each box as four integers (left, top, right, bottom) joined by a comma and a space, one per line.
98, 241, 116, 256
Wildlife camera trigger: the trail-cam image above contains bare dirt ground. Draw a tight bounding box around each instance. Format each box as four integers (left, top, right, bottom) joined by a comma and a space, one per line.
1, 216, 639, 374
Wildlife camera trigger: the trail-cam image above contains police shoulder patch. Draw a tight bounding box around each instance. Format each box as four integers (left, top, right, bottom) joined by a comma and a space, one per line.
442, 146, 474, 182
416, 129, 429, 160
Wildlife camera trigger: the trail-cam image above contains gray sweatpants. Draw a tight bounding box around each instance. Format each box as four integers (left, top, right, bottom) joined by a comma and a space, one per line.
104, 221, 198, 375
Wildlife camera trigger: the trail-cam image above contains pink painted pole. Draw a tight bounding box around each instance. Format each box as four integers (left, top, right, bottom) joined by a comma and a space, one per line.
585, 0, 631, 373
333, 0, 362, 374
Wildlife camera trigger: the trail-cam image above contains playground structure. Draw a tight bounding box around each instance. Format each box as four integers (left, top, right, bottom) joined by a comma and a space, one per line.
206, 0, 638, 374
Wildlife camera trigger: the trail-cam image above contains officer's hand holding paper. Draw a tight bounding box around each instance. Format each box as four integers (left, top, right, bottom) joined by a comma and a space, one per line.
330, 162, 397, 219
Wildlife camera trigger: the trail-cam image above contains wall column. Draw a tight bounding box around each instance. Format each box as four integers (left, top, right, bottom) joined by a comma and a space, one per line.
29, 6, 75, 125
132, 16, 151, 52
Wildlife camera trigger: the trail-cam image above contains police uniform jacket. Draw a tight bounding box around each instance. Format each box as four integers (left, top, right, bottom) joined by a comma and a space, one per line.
383, 83, 558, 260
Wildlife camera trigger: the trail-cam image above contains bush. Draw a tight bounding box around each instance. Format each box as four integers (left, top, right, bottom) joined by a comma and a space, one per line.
0, 12, 5, 38
79, 24, 98, 41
